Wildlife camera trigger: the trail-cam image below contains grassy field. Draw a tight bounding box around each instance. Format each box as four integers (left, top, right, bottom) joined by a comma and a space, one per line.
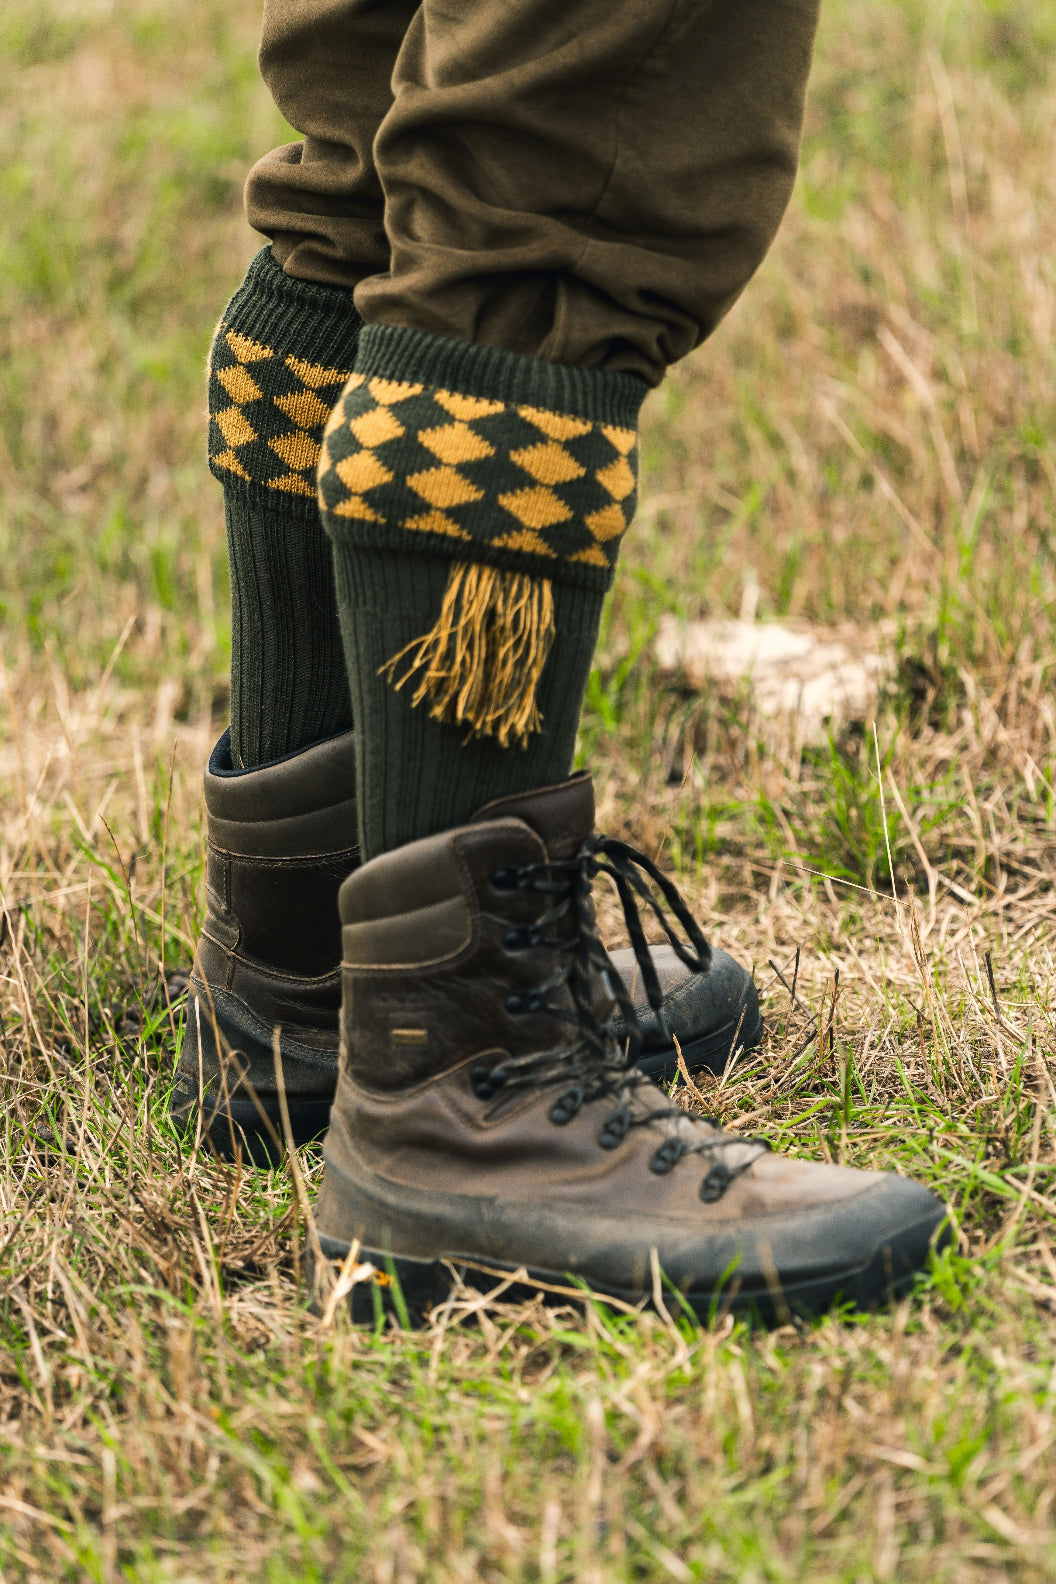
3, 0, 1056, 1577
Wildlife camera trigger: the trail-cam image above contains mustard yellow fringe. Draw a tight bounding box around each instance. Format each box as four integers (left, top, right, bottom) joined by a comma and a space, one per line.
380, 562, 556, 749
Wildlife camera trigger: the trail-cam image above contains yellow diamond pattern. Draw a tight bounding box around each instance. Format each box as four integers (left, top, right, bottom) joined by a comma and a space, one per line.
321, 384, 507, 537
404, 509, 472, 540
600, 424, 637, 455
518, 407, 593, 441
420, 422, 494, 466
217, 364, 262, 405
595, 456, 636, 502
332, 496, 383, 522
287, 356, 353, 390
570, 544, 610, 568
318, 375, 639, 572
369, 377, 424, 405
491, 528, 558, 557
210, 326, 351, 496
500, 414, 636, 553
498, 486, 574, 530
216, 407, 257, 449
584, 502, 627, 542
225, 331, 272, 364
336, 451, 393, 494
217, 452, 250, 482
435, 391, 505, 421
349, 406, 405, 449
275, 388, 333, 431
408, 466, 485, 510
510, 441, 585, 487
269, 432, 323, 471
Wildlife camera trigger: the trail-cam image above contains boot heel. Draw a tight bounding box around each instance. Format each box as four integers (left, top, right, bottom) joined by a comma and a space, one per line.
170, 983, 337, 1161
205, 1096, 334, 1164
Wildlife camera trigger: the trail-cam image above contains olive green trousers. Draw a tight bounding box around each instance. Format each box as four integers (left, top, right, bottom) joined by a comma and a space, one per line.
245, 0, 821, 386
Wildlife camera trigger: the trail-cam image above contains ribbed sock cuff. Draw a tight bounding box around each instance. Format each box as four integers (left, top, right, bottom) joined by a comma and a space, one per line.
354, 323, 648, 429
209, 248, 362, 519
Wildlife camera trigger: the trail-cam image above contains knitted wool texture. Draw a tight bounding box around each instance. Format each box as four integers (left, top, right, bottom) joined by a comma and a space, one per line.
209, 250, 361, 509
207, 249, 362, 767
317, 325, 647, 748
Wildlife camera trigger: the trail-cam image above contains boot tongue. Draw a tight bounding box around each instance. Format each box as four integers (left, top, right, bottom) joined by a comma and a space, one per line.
470, 771, 595, 860
473, 771, 616, 1030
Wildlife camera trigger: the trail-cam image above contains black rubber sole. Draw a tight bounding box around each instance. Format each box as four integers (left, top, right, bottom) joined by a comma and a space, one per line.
312, 1211, 950, 1329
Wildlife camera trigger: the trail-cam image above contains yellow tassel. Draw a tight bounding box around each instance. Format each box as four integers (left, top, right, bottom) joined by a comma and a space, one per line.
380, 562, 556, 749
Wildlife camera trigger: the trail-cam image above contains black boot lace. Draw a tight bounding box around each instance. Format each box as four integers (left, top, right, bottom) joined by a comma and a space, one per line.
476, 835, 771, 1203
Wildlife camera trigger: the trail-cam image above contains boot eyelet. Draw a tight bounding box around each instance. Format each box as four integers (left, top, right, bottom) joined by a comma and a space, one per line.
527, 991, 547, 1013
470, 1064, 508, 1101
549, 1085, 585, 1126
491, 867, 521, 891
505, 992, 525, 1014
700, 1163, 731, 1202
598, 1108, 630, 1150
649, 1137, 686, 1175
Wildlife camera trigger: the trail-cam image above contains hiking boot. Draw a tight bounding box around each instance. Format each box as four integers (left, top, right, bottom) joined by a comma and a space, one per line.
463, 782, 762, 1081
313, 774, 948, 1323
170, 728, 358, 1160
172, 740, 759, 1160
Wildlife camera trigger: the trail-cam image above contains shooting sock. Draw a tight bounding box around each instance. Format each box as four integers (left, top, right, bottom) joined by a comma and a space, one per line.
317, 325, 646, 857
208, 248, 362, 768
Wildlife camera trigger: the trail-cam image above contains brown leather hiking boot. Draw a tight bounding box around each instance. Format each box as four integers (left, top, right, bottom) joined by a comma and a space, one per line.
170, 728, 358, 1157
173, 736, 760, 1160
314, 775, 949, 1323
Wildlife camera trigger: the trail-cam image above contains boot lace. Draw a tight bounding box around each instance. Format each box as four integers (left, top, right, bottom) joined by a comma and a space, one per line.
474, 835, 770, 1203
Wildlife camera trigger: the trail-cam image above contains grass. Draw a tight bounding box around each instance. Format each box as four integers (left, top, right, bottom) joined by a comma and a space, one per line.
3, 0, 1056, 1576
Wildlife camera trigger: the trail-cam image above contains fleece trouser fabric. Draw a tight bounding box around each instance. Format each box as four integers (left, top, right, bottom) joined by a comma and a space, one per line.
207, 248, 361, 767
246, 0, 821, 385
317, 325, 646, 855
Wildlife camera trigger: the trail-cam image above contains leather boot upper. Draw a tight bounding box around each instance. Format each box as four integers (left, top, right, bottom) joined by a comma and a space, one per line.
321, 776, 946, 1297
193, 727, 359, 1034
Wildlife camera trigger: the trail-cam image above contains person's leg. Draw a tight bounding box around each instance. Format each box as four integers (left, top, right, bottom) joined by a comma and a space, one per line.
246, 0, 416, 292
209, 252, 359, 768
180, 0, 712, 1159
178, 0, 810, 1158
213, 0, 417, 769
319, 0, 821, 854
309, 0, 947, 1316
176, 1, 413, 1156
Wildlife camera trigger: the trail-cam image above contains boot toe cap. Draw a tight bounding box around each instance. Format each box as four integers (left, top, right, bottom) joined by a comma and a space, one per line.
608, 942, 760, 1064
660, 1167, 950, 1314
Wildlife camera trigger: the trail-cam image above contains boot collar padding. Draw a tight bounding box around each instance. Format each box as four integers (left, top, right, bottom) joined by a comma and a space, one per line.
205, 727, 357, 822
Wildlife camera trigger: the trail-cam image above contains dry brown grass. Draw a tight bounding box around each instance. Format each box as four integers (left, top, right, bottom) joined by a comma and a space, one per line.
3, 0, 1056, 1577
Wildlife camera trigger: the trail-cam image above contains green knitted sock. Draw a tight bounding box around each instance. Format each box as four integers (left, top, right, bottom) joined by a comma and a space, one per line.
317, 325, 646, 856
332, 547, 603, 854
208, 248, 362, 767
